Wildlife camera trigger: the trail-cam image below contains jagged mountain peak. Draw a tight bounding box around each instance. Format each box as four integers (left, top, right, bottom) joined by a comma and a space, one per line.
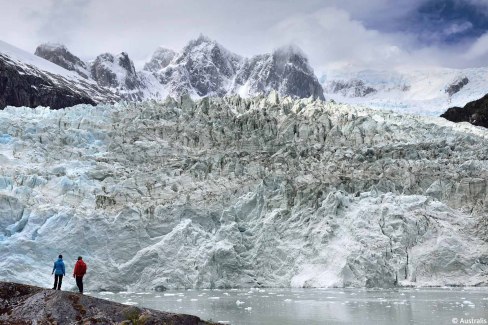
90, 51, 139, 91
34, 42, 89, 78
36, 42, 67, 51
176, 34, 243, 68
232, 44, 325, 100
272, 44, 307, 59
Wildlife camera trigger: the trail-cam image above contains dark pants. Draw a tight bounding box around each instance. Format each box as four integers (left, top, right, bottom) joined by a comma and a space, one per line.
53, 274, 63, 290
75, 276, 84, 293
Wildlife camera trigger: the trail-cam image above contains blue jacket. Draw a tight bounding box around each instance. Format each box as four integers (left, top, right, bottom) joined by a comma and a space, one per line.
53, 258, 65, 276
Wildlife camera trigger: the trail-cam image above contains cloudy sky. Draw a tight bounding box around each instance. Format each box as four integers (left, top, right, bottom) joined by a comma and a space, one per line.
2, 0, 488, 73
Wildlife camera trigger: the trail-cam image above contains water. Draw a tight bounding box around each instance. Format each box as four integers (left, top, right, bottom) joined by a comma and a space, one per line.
88, 287, 488, 324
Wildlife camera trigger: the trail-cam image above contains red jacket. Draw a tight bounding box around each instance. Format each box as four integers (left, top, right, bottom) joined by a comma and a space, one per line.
73, 259, 87, 277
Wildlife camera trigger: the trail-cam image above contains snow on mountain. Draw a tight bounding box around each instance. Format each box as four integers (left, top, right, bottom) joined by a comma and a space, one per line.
322, 67, 488, 116
34, 36, 324, 102
152, 35, 244, 98
143, 47, 176, 72
0, 40, 119, 109
0, 95, 486, 291
90, 52, 150, 101
233, 45, 325, 100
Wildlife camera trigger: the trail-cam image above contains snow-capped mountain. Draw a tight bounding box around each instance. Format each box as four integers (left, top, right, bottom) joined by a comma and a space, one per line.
151, 35, 244, 97
34, 36, 324, 102
34, 44, 164, 102
322, 67, 488, 116
0, 95, 487, 290
0, 40, 119, 110
234, 45, 325, 100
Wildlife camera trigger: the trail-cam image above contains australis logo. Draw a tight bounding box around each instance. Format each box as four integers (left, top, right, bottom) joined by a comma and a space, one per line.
452, 318, 488, 324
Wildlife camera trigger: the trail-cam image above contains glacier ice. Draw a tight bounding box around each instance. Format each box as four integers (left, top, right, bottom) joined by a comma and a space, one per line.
0, 95, 487, 291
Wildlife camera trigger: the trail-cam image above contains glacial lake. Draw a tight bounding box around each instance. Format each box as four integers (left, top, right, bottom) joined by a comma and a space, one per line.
88, 287, 488, 325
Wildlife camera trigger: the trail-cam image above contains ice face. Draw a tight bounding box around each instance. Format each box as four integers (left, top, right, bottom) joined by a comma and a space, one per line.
0, 96, 486, 291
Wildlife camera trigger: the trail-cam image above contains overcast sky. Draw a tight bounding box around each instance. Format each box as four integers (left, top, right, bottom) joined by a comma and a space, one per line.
2, 0, 488, 73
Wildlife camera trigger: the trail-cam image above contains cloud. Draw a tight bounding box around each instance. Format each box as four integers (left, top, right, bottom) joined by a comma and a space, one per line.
36, 0, 92, 46
268, 7, 420, 71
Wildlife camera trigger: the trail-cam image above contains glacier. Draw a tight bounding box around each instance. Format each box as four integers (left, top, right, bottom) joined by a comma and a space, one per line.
322, 66, 488, 116
0, 95, 487, 291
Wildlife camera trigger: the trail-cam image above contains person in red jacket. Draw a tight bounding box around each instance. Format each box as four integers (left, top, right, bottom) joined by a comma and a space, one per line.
73, 256, 87, 294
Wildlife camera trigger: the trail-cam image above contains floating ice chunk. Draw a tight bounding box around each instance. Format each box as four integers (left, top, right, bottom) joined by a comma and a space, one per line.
190, 299, 198, 301
123, 301, 138, 306
177, 299, 182, 302
245, 307, 252, 311
236, 300, 245, 305
209, 297, 220, 300
284, 299, 293, 302
99, 292, 114, 295
223, 292, 230, 296
218, 322, 231, 324
164, 293, 176, 296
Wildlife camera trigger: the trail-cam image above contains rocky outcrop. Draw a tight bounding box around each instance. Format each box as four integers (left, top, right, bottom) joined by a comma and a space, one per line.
445, 76, 469, 97
0, 282, 212, 324
35, 43, 90, 79
0, 96, 486, 290
441, 93, 488, 128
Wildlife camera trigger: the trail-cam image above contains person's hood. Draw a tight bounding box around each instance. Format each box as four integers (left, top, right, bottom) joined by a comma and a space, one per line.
57, 258, 63, 262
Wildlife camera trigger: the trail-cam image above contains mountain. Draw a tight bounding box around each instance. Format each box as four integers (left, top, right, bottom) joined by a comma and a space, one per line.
34, 36, 324, 102
143, 47, 176, 72
322, 67, 488, 116
233, 45, 325, 100
150, 35, 244, 97
34, 43, 90, 79
35, 44, 164, 102
441, 93, 488, 128
0, 40, 119, 110
0, 96, 486, 290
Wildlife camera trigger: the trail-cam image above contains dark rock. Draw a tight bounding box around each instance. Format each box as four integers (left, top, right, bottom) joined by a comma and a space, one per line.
445, 76, 469, 97
0, 281, 215, 325
441, 93, 488, 128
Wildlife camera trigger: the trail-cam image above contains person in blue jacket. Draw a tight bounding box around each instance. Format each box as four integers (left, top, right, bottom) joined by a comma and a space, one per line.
52, 254, 66, 290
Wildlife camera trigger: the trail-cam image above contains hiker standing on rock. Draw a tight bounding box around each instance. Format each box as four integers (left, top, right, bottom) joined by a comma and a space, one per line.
73, 256, 87, 294
52, 255, 65, 290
